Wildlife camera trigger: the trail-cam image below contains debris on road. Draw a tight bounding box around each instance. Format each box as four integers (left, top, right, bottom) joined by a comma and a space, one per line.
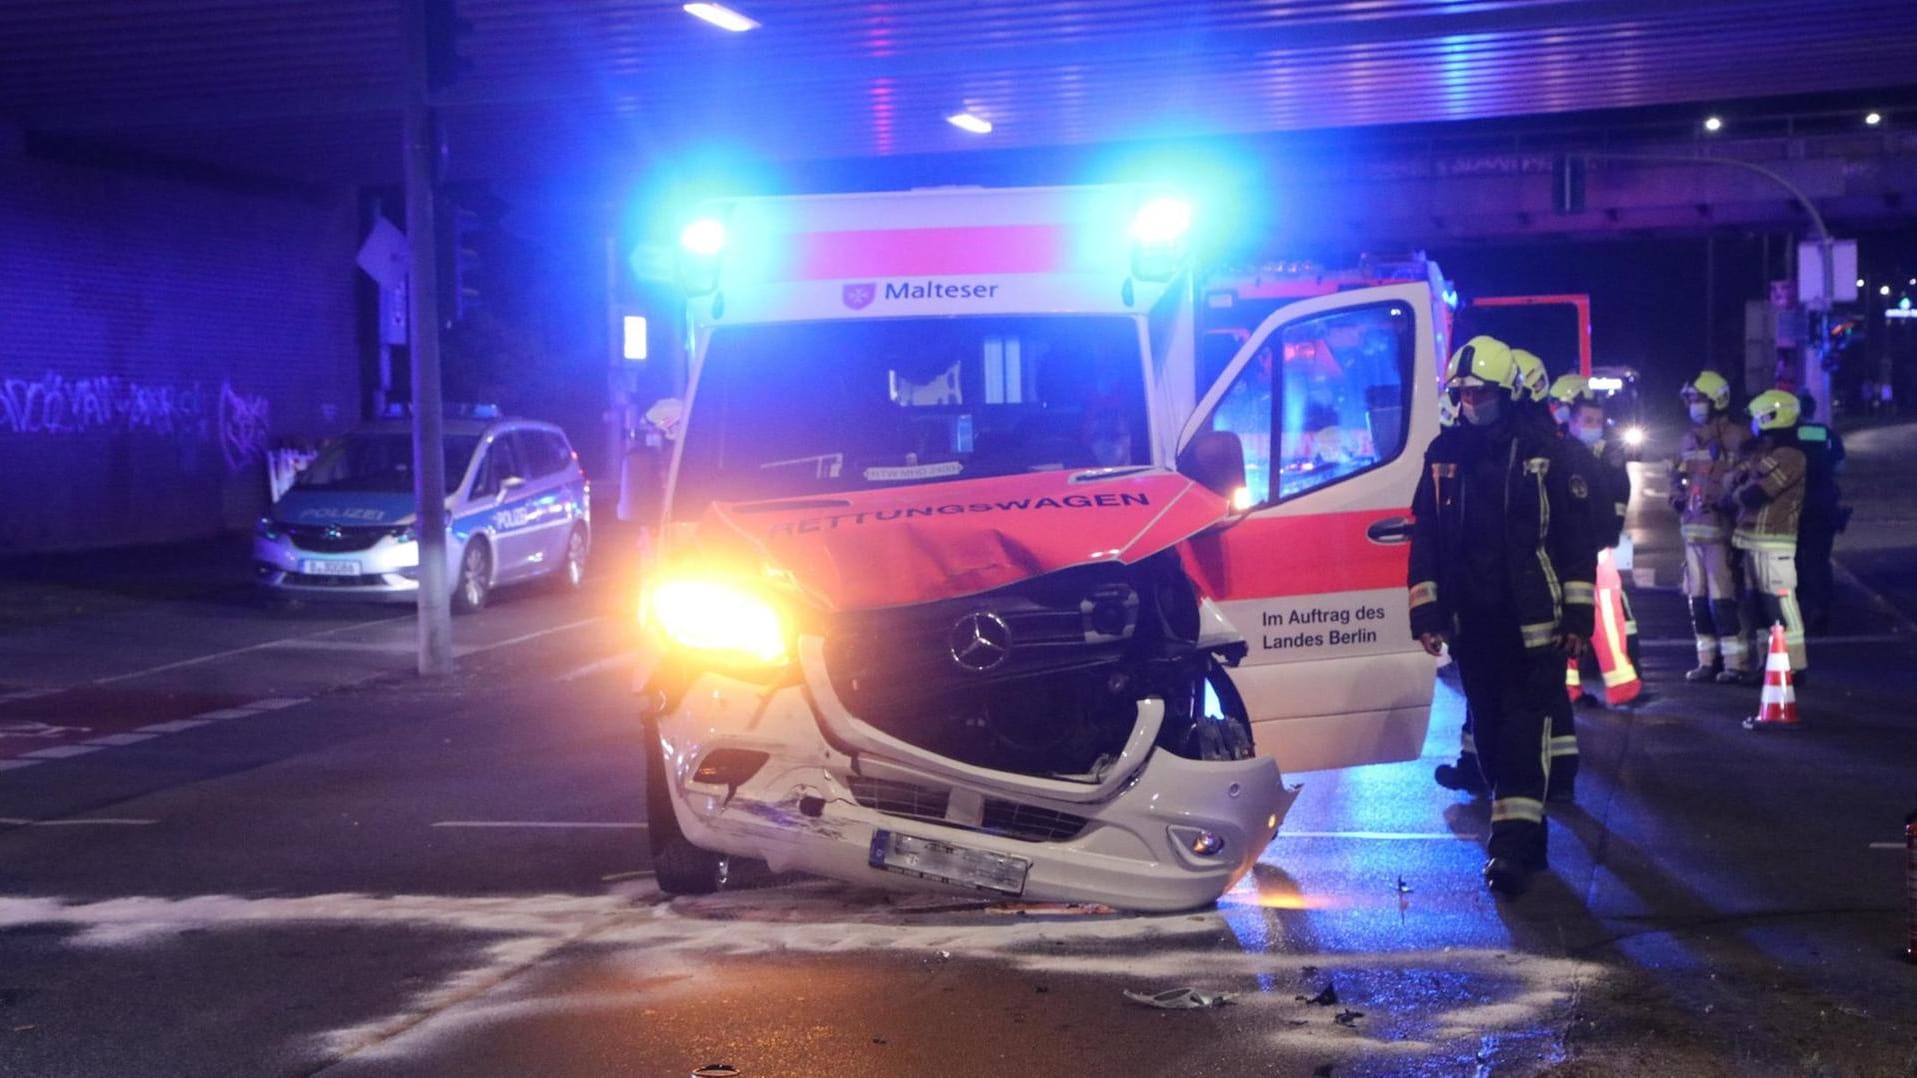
692, 1066, 740, 1078
1397, 875, 1414, 894
1298, 981, 1340, 1006
1334, 1009, 1365, 1026
1124, 987, 1238, 1009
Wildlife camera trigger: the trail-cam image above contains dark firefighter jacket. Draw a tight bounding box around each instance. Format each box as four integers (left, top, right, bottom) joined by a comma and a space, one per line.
1408, 412, 1599, 651
1584, 437, 1632, 549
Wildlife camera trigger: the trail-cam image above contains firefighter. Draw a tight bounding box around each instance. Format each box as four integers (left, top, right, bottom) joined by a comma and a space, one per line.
1725, 389, 1809, 676
1671, 371, 1751, 683
1560, 384, 1642, 707
1409, 336, 1598, 896
1793, 391, 1849, 635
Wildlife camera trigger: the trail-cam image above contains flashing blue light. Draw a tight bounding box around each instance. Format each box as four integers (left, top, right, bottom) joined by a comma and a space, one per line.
1130, 197, 1192, 244
680, 217, 727, 256
1442, 288, 1461, 308
1902, 296, 1913, 312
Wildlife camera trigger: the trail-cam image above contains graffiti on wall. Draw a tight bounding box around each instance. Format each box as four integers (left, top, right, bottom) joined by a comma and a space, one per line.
0, 369, 273, 472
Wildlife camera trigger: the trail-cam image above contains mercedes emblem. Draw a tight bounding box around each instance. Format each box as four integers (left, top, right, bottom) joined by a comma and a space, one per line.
948, 611, 1013, 672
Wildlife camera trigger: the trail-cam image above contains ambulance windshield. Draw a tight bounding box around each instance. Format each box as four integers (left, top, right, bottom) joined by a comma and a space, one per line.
677, 315, 1149, 506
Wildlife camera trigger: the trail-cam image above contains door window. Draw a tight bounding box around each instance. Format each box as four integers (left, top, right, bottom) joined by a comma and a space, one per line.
474, 437, 524, 498
511, 430, 567, 478
1198, 302, 1414, 507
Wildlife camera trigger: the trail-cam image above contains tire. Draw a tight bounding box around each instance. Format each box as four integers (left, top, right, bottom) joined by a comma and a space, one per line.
557, 524, 589, 592
644, 719, 731, 896
452, 539, 492, 615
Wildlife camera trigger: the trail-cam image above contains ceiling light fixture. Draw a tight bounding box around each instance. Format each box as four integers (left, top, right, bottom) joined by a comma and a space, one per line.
946, 112, 993, 134
683, 3, 759, 32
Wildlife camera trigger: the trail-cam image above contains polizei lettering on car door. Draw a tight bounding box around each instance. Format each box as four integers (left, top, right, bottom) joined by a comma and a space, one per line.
764, 492, 1149, 536
882, 281, 1002, 300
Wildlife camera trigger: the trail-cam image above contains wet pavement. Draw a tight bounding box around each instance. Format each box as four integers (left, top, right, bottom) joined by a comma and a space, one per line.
2, 440, 1916, 1076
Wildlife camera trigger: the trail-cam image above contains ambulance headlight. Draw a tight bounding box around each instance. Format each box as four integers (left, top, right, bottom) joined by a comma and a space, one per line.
1130, 197, 1192, 244
645, 576, 788, 666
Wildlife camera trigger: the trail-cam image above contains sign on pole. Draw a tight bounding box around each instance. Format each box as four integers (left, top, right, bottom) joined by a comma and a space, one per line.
1796, 239, 1858, 309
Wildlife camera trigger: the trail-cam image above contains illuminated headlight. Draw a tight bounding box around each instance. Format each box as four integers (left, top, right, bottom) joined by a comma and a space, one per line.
1230, 485, 1255, 511
645, 577, 788, 665
256, 517, 283, 541
1130, 196, 1192, 244
679, 217, 727, 256
1622, 426, 1646, 448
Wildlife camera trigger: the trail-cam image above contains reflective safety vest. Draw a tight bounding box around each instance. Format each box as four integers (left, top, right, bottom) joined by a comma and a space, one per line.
1672, 415, 1747, 543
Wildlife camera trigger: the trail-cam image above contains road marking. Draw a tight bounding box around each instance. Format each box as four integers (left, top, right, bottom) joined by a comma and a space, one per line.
557, 653, 633, 682
195, 708, 264, 720
0, 760, 42, 772
135, 719, 213, 734
0, 817, 157, 827
1869, 842, 1906, 850
19, 744, 99, 760
601, 869, 656, 881
246, 698, 308, 711
84, 733, 159, 747
1277, 831, 1468, 841
1635, 633, 1906, 649
457, 617, 607, 659
0, 688, 60, 704
91, 614, 410, 685
263, 639, 417, 654
430, 820, 649, 830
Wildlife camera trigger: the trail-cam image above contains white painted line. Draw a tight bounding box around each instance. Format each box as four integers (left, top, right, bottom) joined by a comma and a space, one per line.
431, 820, 649, 830
601, 869, 656, 881
0, 759, 43, 772
1868, 842, 1906, 850
262, 639, 416, 654
1277, 831, 1470, 841
456, 617, 607, 659
84, 733, 159, 747
19, 744, 100, 760
245, 698, 308, 711
91, 614, 410, 685
0, 817, 157, 827
0, 688, 60, 704
1636, 633, 1906, 649
195, 708, 262, 720
558, 653, 633, 682
134, 719, 213, 734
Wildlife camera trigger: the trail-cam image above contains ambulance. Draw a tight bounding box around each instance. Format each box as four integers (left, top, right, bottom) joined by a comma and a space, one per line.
630, 185, 1448, 911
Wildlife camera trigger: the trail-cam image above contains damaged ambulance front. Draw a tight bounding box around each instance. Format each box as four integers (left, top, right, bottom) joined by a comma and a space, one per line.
636, 464, 1293, 912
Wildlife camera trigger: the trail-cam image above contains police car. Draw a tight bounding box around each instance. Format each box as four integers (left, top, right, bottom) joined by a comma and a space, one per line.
255, 408, 590, 611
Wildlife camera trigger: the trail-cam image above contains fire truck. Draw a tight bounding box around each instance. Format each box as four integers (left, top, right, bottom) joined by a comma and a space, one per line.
627, 185, 1450, 910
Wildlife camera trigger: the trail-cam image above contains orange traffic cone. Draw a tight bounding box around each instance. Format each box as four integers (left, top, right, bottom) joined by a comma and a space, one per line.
1742, 622, 1800, 730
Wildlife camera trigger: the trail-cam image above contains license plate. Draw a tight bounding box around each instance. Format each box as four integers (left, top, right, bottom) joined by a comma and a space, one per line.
868, 830, 1030, 896
299, 559, 361, 576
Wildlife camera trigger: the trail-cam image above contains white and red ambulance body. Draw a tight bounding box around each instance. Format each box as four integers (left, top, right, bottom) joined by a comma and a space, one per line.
634, 185, 1445, 910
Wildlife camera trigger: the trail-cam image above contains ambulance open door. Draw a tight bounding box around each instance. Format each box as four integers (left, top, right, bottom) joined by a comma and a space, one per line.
1176, 283, 1440, 773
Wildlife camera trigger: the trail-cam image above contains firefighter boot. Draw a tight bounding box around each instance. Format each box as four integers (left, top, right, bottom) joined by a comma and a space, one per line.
1484, 824, 1548, 897
1434, 756, 1487, 795
1686, 598, 1719, 681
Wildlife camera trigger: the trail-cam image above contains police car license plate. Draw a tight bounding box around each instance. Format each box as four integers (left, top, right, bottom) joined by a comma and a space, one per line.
300, 559, 361, 576
868, 830, 1029, 896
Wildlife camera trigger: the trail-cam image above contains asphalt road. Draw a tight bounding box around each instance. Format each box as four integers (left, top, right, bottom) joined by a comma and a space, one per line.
2, 458, 1915, 1077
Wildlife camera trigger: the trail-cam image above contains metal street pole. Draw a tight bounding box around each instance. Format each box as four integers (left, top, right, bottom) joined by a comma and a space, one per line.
1585, 151, 1837, 422
402, 0, 454, 676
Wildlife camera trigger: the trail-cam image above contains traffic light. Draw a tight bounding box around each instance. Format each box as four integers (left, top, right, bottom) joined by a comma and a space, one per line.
438, 200, 482, 325
424, 0, 473, 93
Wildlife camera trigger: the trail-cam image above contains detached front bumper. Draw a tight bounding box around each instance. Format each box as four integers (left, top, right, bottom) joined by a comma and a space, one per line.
654, 650, 1295, 913
252, 533, 435, 600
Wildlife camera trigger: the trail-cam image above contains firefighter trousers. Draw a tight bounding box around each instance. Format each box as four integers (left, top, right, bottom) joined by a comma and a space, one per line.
1683, 539, 1748, 672
1451, 606, 1559, 864
1744, 545, 1808, 671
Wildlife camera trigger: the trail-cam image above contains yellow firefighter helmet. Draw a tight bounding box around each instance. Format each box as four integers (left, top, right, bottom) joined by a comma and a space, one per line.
1682, 370, 1732, 410
1748, 389, 1801, 431
1445, 336, 1520, 394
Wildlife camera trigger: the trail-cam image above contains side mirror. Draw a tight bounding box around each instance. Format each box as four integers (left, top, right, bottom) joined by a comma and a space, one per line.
1178, 430, 1248, 502
496, 475, 526, 502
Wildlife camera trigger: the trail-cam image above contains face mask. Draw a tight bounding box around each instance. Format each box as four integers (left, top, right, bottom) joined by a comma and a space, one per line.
1462, 396, 1501, 427
1688, 403, 1711, 424
1574, 424, 1604, 447
1751, 418, 1765, 438
1548, 403, 1568, 426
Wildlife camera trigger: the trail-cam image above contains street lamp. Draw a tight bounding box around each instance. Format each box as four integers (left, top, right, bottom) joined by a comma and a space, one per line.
1703, 116, 1724, 133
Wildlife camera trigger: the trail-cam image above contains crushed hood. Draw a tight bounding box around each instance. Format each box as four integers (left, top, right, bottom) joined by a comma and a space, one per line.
698, 468, 1230, 611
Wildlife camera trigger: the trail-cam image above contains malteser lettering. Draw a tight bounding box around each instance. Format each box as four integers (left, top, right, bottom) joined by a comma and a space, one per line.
882, 281, 1002, 301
